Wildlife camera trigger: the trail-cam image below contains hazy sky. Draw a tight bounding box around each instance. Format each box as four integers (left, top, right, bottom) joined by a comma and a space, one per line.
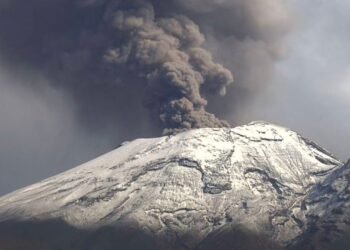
232, 0, 350, 161
0, 0, 349, 195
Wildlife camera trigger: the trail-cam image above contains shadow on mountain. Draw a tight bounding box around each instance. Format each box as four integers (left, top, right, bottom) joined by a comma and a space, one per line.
4, 218, 350, 250
290, 230, 350, 250
195, 224, 283, 250
0, 219, 285, 250
0, 219, 158, 250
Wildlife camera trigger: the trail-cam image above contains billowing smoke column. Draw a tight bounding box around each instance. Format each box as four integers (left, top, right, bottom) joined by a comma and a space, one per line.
0, 0, 292, 136
100, 0, 233, 134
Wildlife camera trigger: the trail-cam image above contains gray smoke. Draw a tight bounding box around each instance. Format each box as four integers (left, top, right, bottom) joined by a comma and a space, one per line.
100, 0, 233, 133
172, 0, 293, 122
0, 0, 294, 194
54, 0, 235, 134
0, 0, 292, 134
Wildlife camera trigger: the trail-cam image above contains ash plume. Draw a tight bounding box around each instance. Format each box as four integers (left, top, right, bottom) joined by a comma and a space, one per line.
0, 0, 292, 134
100, 0, 233, 133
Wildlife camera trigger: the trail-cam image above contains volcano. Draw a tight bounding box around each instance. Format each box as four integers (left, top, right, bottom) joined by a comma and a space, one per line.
0, 121, 348, 250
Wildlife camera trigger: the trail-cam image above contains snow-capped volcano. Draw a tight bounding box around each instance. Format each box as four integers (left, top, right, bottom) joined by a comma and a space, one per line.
0, 122, 344, 249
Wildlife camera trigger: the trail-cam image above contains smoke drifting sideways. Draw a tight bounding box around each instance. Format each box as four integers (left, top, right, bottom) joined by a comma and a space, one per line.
0, 0, 292, 135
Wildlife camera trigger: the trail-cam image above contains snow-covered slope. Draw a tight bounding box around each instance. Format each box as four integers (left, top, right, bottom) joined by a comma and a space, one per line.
0, 121, 342, 248
292, 160, 350, 249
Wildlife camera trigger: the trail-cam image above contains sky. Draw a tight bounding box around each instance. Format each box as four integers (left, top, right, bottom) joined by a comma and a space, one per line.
231, 0, 350, 161
0, 0, 349, 196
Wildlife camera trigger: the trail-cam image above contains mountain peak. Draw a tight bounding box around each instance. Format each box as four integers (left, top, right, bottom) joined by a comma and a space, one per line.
0, 123, 343, 249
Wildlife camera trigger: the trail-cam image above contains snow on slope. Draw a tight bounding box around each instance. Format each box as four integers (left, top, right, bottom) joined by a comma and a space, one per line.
292, 159, 350, 248
0, 121, 342, 248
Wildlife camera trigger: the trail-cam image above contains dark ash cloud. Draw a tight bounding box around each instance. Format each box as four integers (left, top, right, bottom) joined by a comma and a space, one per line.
0, 0, 292, 133
100, 1, 234, 133
0, 0, 294, 194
